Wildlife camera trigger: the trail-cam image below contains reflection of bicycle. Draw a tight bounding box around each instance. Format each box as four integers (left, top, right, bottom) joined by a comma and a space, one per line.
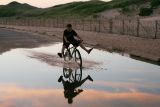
58, 66, 93, 104
63, 45, 82, 67
63, 67, 82, 83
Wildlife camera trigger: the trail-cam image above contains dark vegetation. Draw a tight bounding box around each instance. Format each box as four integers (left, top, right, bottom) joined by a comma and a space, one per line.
139, 7, 153, 16
0, 0, 159, 18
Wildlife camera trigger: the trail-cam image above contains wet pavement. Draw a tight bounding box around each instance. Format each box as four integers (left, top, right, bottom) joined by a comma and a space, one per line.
0, 43, 160, 107
0, 28, 55, 54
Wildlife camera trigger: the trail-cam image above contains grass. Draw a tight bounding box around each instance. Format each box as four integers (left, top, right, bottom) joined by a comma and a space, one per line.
0, 1, 36, 17
42, 0, 146, 17
0, 0, 153, 18
42, 1, 109, 17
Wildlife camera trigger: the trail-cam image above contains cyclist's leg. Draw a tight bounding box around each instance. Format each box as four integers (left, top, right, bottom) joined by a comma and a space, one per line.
71, 39, 93, 54
58, 43, 69, 58
61, 45, 66, 57
75, 76, 91, 87
58, 75, 65, 83
71, 39, 88, 52
79, 43, 93, 54
58, 45, 65, 58
79, 43, 89, 53
80, 75, 93, 85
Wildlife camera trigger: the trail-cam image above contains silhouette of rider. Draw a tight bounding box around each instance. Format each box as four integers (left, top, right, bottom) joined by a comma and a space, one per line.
58, 74, 93, 104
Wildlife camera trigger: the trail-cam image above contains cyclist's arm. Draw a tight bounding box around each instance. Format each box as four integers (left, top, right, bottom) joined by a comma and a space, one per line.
64, 36, 69, 43
76, 35, 83, 41
74, 30, 83, 41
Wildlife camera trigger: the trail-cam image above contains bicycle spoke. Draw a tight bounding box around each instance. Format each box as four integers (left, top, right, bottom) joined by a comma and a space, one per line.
74, 49, 82, 67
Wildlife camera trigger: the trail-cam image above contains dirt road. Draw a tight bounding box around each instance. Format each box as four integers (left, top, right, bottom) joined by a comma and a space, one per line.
0, 28, 60, 54
0, 25, 160, 63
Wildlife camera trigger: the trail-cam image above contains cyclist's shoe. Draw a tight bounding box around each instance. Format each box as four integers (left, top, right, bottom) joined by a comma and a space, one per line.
58, 76, 63, 82
58, 53, 62, 58
87, 75, 93, 82
88, 48, 93, 54
78, 89, 83, 92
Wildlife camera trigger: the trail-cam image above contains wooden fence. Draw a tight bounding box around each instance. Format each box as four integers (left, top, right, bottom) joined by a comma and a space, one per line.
0, 18, 159, 39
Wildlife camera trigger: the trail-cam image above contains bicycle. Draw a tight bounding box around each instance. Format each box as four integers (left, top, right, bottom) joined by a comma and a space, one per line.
63, 67, 82, 83
63, 45, 82, 67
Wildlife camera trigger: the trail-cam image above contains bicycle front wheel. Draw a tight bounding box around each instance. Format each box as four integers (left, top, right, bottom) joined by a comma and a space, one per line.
73, 49, 82, 67
74, 67, 82, 82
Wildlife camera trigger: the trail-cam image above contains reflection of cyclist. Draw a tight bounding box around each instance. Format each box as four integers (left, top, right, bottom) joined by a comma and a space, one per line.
58, 24, 93, 58
58, 75, 93, 104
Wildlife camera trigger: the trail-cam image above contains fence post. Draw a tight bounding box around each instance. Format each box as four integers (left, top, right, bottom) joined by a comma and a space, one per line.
98, 20, 101, 32
56, 17, 58, 28
62, 18, 65, 28
53, 19, 55, 27
137, 18, 140, 37
47, 19, 49, 27
27, 18, 29, 26
90, 19, 92, 31
43, 19, 45, 27
122, 19, 125, 35
82, 19, 84, 31
75, 19, 77, 29
109, 19, 113, 33
155, 20, 158, 39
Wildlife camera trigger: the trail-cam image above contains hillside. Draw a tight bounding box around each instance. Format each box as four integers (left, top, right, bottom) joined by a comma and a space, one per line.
0, 1, 37, 17
0, 5, 4, 8
24, 0, 146, 17
0, 0, 159, 18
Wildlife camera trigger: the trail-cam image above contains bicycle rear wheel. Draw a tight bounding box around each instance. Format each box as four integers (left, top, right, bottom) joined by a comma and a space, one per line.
63, 48, 71, 61
63, 68, 72, 79
68, 67, 82, 83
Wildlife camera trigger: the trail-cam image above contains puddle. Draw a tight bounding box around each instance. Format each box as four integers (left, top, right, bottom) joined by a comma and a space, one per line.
0, 43, 160, 107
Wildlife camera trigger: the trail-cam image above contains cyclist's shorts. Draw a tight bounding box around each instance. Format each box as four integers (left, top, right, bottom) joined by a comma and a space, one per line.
63, 39, 80, 48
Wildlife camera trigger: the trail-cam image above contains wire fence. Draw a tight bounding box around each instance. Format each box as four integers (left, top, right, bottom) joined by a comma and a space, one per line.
0, 17, 160, 39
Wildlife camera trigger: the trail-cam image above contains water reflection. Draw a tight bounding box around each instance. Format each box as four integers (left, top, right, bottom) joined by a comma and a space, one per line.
0, 43, 160, 107
0, 85, 160, 107
58, 65, 93, 104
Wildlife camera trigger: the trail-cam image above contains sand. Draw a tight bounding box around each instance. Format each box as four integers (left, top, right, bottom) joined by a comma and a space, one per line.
28, 51, 101, 69
1, 25, 160, 62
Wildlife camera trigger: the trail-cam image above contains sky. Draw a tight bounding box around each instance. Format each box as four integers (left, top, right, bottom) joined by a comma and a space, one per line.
0, 0, 111, 8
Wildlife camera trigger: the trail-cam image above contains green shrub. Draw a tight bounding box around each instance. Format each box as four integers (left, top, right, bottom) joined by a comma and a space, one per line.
139, 7, 153, 16
151, 0, 160, 8
121, 6, 131, 13
109, 0, 144, 8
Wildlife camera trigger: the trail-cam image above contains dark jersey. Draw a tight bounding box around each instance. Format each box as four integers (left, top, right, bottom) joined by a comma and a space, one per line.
63, 29, 77, 41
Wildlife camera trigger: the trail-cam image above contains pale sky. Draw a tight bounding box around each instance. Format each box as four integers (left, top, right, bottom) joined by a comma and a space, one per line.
0, 0, 111, 8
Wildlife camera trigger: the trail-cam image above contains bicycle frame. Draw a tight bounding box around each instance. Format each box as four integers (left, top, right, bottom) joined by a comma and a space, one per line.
64, 45, 82, 67
63, 67, 82, 83
64, 45, 77, 59
66, 46, 76, 57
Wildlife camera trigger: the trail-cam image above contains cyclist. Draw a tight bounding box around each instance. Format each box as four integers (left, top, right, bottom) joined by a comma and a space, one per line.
58, 73, 93, 104
58, 24, 93, 58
